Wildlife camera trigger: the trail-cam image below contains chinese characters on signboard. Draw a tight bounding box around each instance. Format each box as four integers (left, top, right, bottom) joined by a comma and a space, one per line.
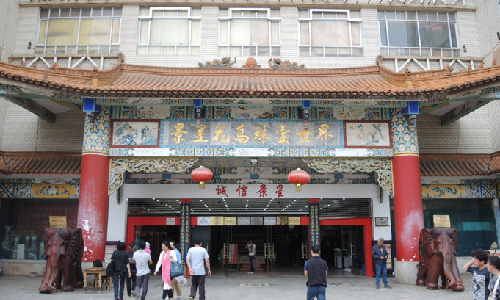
162, 122, 341, 147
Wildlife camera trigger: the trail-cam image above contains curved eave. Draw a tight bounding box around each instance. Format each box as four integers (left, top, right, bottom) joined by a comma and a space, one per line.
1, 56, 500, 100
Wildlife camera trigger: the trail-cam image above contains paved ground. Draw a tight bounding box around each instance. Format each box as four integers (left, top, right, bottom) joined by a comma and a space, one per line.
0, 272, 474, 300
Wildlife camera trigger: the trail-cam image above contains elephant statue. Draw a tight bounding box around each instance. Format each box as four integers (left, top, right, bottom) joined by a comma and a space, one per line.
416, 227, 465, 291
39, 228, 84, 293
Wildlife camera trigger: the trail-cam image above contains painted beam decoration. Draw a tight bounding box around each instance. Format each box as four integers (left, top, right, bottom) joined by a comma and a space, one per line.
108, 119, 395, 158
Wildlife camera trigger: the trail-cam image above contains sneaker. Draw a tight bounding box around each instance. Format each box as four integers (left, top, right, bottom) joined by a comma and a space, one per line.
131, 291, 136, 296
376, 286, 380, 289
384, 285, 392, 289
247, 272, 254, 274
189, 297, 195, 300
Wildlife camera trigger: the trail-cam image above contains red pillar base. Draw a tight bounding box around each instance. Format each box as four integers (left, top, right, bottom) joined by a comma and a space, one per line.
393, 155, 424, 262
77, 154, 110, 262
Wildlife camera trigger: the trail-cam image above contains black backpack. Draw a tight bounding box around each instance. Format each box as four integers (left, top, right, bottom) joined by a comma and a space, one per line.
106, 260, 115, 277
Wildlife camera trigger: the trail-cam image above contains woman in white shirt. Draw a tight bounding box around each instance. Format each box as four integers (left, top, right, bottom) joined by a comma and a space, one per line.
154, 241, 177, 300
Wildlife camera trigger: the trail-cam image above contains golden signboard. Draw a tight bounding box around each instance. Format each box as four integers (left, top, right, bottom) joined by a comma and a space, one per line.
210, 216, 224, 225
276, 216, 288, 225
224, 217, 236, 225
433, 215, 451, 228
288, 217, 301, 225
49, 216, 67, 228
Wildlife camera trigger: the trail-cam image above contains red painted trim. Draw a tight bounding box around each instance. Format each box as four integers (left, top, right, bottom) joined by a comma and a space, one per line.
393, 155, 424, 262
78, 154, 110, 262
191, 217, 197, 226
300, 217, 310, 225
126, 216, 180, 246
181, 198, 191, 203
309, 198, 319, 203
343, 120, 393, 149
320, 217, 374, 277
110, 119, 161, 148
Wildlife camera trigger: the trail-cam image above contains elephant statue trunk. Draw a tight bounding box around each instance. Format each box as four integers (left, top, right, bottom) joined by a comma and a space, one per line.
416, 228, 464, 292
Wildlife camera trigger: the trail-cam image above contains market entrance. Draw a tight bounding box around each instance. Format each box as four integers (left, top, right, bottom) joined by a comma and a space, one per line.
197, 224, 308, 277
320, 225, 364, 275
319, 218, 374, 277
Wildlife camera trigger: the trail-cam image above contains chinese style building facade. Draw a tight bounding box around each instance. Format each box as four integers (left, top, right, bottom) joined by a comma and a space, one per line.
0, 0, 500, 282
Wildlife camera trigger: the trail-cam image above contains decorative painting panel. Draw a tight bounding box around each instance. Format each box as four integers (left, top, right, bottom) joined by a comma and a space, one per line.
231, 106, 274, 119
421, 185, 467, 198
111, 120, 160, 148
344, 120, 392, 148
31, 184, 77, 198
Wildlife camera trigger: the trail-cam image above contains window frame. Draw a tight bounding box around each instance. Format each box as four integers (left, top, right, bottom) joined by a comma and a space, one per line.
298, 8, 363, 58
218, 7, 281, 57
35, 7, 122, 55
137, 7, 201, 56
378, 10, 461, 57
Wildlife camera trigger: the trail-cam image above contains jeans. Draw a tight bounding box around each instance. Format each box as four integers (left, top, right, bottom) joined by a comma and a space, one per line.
249, 256, 255, 272
113, 271, 127, 300
190, 275, 206, 300
134, 273, 150, 300
375, 264, 389, 286
307, 286, 326, 300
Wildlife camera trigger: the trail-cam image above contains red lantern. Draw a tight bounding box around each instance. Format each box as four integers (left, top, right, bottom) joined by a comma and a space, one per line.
288, 168, 310, 192
191, 166, 213, 189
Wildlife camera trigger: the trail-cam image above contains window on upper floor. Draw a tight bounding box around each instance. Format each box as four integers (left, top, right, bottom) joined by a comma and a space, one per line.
298, 9, 363, 57
36, 7, 121, 55
218, 8, 281, 57
379, 10, 460, 57
138, 7, 201, 56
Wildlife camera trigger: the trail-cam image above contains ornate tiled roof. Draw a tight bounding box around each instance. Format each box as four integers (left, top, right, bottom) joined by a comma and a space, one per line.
420, 153, 500, 176
0, 152, 81, 175
0, 55, 499, 99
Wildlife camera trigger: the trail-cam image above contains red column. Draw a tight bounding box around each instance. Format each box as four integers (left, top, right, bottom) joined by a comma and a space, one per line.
77, 154, 110, 262
393, 155, 424, 262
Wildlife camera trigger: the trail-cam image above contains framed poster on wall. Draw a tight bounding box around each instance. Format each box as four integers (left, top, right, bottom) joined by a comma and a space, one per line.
111, 119, 160, 148
344, 120, 392, 148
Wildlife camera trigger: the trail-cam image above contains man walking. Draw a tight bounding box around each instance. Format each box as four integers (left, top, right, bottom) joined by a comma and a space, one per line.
304, 244, 328, 300
372, 238, 391, 289
133, 241, 152, 300
186, 240, 211, 300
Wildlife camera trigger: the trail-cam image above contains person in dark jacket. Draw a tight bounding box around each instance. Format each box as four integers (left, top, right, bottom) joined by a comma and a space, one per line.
304, 244, 328, 300
112, 241, 132, 300
372, 238, 391, 289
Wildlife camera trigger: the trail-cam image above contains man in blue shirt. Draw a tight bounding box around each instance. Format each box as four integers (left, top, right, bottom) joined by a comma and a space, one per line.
372, 238, 391, 289
304, 244, 328, 300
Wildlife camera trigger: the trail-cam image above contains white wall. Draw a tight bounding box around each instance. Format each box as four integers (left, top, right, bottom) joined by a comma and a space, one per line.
372, 190, 392, 241
417, 105, 493, 154
0, 102, 84, 152
106, 190, 128, 242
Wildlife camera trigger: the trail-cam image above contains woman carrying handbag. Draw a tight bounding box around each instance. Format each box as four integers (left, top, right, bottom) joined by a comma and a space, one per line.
154, 241, 177, 300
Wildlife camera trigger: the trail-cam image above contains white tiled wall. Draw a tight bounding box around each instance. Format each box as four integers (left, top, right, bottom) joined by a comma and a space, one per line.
0, 103, 84, 152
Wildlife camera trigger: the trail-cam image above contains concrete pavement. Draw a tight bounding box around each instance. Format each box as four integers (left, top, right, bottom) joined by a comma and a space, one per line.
0, 272, 475, 300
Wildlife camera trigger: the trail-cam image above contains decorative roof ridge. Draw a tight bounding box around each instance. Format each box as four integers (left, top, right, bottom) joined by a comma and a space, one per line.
120, 62, 381, 77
